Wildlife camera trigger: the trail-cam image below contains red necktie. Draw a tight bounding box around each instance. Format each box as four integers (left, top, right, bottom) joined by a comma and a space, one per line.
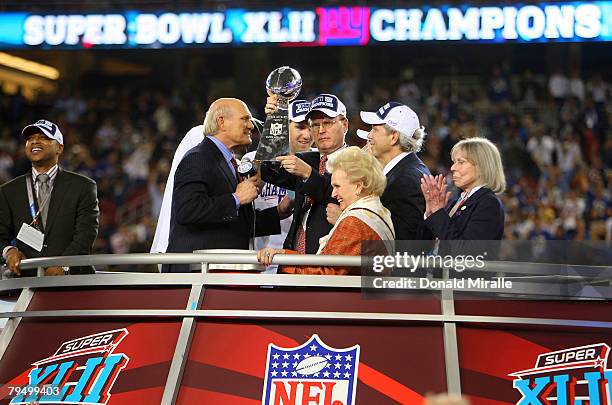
318, 154, 328, 174
231, 157, 243, 182
304, 154, 327, 208
296, 154, 328, 253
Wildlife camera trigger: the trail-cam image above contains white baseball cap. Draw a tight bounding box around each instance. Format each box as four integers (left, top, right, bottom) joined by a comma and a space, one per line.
289, 99, 310, 123
307, 94, 347, 118
360, 102, 420, 138
356, 129, 370, 140
21, 119, 64, 145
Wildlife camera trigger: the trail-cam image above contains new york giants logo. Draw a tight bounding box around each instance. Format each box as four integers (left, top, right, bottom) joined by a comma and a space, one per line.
10, 329, 130, 404
315, 7, 370, 46
262, 334, 360, 405
510, 343, 612, 404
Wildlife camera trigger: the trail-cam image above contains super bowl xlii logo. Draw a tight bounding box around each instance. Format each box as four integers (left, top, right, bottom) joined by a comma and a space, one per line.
262, 334, 360, 405
9, 329, 130, 404
510, 343, 612, 404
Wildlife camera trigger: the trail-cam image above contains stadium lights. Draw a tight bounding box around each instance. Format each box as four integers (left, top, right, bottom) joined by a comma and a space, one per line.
0, 52, 60, 80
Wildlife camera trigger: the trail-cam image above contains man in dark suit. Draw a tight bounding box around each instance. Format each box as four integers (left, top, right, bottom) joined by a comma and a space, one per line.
261, 94, 348, 254
358, 102, 432, 240
0, 119, 99, 276
164, 98, 282, 272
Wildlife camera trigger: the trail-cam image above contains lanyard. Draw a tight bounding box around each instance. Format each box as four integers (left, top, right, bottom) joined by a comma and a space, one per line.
25, 174, 52, 227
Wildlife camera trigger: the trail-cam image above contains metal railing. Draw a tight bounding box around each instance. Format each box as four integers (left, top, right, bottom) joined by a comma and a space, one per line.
0, 252, 606, 299
15, 252, 611, 273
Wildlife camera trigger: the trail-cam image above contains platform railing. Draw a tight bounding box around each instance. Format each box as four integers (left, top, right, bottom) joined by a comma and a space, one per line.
5, 252, 609, 297
12, 252, 611, 275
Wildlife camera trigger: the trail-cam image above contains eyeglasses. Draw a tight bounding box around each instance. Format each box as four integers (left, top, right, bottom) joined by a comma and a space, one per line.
310, 119, 340, 132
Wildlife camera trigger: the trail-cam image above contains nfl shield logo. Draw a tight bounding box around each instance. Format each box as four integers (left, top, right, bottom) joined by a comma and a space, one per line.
270, 122, 283, 136
262, 334, 360, 405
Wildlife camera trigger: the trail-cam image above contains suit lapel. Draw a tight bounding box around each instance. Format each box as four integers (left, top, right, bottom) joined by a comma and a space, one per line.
207, 138, 253, 232
19, 176, 35, 223
44, 169, 69, 234
205, 137, 236, 191
448, 188, 489, 218
386, 154, 407, 182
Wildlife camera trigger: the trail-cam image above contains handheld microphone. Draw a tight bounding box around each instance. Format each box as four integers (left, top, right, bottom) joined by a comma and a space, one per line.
238, 155, 259, 240
238, 159, 257, 178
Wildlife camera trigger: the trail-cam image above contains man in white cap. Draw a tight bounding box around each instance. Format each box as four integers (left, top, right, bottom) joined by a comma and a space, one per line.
0, 119, 99, 276
242, 100, 314, 271
359, 102, 431, 240
262, 93, 348, 254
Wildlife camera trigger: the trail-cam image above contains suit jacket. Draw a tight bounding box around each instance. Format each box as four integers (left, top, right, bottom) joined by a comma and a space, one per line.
261, 151, 335, 254
425, 187, 505, 240
382, 153, 431, 240
0, 168, 99, 275
164, 137, 280, 272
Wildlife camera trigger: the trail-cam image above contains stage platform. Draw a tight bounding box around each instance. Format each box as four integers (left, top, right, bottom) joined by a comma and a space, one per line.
0, 253, 610, 404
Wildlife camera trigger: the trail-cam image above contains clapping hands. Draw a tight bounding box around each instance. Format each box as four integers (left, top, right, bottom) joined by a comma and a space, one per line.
420, 174, 451, 217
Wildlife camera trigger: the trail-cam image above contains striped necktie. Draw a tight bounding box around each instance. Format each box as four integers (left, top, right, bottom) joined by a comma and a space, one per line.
449, 193, 467, 217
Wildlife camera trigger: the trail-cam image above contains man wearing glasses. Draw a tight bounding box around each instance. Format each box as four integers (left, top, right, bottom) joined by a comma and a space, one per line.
262, 93, 348, 254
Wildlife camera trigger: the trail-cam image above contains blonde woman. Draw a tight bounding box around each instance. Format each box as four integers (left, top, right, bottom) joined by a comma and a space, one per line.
421, 137, 506, 240
258, 147, 394, 275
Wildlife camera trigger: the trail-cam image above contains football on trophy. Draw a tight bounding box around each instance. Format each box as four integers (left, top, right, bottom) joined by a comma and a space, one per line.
266, 66, 302, 101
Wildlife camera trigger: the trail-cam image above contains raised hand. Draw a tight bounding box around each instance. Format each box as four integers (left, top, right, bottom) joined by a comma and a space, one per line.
265, 94, 279, 115
276, 155, 313, 179
420, 174, 451, 217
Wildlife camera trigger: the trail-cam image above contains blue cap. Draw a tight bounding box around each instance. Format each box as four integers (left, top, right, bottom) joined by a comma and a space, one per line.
307, 94, 347, 118
22, 119, 64, 145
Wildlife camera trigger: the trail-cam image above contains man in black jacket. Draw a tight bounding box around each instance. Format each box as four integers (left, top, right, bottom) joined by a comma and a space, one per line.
358, 102, 432, 240
164, 98, 282, 272
0, 119, 99, 276
262, 94, 348, 254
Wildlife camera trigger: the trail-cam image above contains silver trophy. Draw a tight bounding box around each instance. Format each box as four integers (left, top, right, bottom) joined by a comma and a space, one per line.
255, 66, 302, 161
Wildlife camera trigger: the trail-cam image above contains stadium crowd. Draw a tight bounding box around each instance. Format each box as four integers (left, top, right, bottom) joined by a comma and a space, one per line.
0, 66, 609, 257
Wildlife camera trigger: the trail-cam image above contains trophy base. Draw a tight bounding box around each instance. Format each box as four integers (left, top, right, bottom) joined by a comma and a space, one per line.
255, 110, 290, 161
260, 160, 283, 174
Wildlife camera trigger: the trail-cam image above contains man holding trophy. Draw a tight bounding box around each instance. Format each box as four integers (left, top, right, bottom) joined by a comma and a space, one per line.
242, 98, 313, 272
257, 67, 349, 254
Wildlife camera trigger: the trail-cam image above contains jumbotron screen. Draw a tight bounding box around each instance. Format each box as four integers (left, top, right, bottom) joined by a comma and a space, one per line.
0, 2, 610, 49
